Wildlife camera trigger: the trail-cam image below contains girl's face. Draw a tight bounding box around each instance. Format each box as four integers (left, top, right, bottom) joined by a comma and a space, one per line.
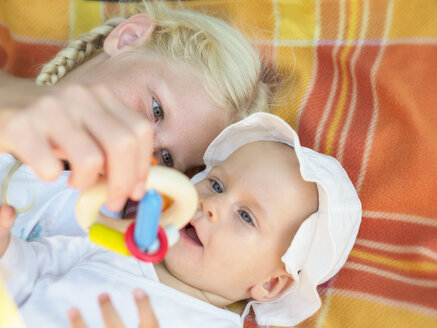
69, 50, 230, 174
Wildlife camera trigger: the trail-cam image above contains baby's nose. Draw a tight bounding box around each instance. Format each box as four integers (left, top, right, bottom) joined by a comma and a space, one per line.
199, 199, 218, 224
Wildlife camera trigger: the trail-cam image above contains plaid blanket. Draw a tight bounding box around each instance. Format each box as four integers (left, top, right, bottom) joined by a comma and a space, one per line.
1, 1, 436, 327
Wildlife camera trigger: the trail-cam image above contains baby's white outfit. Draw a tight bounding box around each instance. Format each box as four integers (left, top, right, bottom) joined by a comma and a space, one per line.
0, 153, 84, 240
1, 234, 242, 328
1, 154, 241, 327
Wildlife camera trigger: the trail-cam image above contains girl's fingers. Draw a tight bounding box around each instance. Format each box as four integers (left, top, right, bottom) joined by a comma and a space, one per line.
0, 205, 16, 231
0, 110, 63, 181
93, 86, 153, 202
45, 102, 105, 191
0, 205, 15, 255
53, 84, 136, 211
68, 307, 88, 328
98, 293, 125, 328
1, 83, 152, 211
62, 87, 138, 211
133, 289, 160, 328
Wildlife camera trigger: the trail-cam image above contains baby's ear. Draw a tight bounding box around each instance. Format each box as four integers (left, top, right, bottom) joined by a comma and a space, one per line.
104, 14, 156, 55
249, 272, 294, 301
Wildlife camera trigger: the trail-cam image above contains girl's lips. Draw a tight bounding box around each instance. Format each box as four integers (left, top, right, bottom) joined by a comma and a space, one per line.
180, 223, 203, 247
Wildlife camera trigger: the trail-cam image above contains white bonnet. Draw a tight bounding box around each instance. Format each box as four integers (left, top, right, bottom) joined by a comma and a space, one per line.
192, 112, 362, 327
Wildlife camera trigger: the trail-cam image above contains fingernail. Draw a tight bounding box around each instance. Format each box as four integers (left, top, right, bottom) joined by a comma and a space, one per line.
68, 307, 79, 319
98, 293, 110, 303
107, 199, 127, 212
131, 182, 146, 201
0, 205, 13, 217
133, 289, 145, 300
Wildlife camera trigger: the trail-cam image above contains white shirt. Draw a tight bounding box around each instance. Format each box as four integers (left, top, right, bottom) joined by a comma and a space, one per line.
1, 235, 242, 328
0, 153, 120, 239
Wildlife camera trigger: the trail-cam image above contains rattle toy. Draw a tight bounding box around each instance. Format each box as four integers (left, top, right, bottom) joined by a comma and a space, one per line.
75, 164, 198, 263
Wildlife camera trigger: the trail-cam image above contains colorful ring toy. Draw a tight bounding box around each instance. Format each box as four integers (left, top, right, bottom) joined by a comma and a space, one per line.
125, 223, 168, 263
75, 164, 198, 262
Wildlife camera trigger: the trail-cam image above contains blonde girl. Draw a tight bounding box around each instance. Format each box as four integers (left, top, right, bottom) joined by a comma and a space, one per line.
0, 1, 271, 212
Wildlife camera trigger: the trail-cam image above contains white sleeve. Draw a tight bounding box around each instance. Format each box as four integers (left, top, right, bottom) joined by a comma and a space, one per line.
0, 235, 90, 305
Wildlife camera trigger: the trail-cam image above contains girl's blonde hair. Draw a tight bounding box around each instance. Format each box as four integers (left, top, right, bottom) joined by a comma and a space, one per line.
36, 1, 272, 121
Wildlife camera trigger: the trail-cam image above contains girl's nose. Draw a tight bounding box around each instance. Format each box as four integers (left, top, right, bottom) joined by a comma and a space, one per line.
199, 198, 218, 224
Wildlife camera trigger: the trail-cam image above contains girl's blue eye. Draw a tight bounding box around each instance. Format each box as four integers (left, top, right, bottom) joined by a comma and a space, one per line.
152, 97, 163, 119
239, 210, 254, 225
211, 180, 222, 193
161, 150, 173, 167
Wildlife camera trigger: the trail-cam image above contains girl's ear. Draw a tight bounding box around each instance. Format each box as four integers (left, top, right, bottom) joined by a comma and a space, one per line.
249, 272, 294, 301
103, 14, 156, 55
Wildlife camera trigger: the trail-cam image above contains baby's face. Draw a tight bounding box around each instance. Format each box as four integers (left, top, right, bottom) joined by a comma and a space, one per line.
164, 141, 318, 302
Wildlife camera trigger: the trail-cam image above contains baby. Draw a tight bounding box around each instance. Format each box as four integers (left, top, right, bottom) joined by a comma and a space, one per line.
0, 113, 361, 327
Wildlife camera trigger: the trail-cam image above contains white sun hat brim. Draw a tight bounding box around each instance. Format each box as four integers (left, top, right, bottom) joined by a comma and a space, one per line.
192, 112, 362, 327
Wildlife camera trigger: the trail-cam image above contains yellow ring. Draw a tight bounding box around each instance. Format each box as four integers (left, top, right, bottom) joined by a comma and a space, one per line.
75, 166, 198, 232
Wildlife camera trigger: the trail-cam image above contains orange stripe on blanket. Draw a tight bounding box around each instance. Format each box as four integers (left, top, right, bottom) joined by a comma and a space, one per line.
296, 45, 337, 149
340, 46, 381, 185
358, 44, 437, 216
334, 267, 437, 308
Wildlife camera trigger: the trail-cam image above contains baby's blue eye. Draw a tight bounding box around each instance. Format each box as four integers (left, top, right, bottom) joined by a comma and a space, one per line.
211, 180, 222, 193
239, 210, 253, 225
152, 97, 163, 119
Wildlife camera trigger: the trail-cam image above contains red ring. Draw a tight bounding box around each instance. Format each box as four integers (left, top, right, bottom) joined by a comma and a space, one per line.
125, 223, 168, 263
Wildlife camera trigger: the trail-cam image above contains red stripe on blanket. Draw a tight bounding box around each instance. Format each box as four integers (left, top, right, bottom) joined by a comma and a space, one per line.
358, 217, 437, 250
335, 268, 437, 309
340, 45, 380, 186
9, 42, 63, 77
298, 45, 337, 149
317, 44, 356, 155
0, 25, 63, 77
0, 24, 11, 70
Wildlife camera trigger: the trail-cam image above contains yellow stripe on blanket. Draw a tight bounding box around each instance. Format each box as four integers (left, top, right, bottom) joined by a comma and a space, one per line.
0, 0, 70, 41
325, 0, 360, 155
277, 0, 316, 41
350, 249, 437, 273
390, 0, 437, 38
322, 292, 437, 328
73, 0, 103, 39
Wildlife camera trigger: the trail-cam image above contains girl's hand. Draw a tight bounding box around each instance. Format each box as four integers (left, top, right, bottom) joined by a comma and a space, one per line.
0, 82, 153, 212
68, 289, 159, 328
0, 205, 16, 257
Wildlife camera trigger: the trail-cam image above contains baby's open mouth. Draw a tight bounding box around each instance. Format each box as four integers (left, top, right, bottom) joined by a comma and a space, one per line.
181, 223, 203, 247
